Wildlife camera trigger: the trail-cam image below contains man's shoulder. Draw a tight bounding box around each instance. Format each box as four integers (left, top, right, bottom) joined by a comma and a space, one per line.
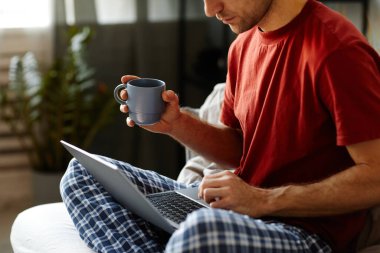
307, 1, 366, 48
295, 1, 371, 68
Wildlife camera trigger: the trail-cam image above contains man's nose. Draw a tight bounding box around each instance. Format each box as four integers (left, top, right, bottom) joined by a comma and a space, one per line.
203, 0, 223, 17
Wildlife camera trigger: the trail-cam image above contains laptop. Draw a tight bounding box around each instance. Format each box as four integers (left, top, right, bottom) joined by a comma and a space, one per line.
60, 140, 210, 234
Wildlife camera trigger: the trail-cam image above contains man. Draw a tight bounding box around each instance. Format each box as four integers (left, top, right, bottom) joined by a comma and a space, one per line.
61, 0, 380, 252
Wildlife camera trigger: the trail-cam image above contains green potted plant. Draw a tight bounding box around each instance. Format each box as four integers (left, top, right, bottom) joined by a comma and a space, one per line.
0, 27, 115, 202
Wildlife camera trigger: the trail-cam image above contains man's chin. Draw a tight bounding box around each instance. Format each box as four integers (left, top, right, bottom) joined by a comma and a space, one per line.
229, 24, 240, 34
229, 24, 251, 34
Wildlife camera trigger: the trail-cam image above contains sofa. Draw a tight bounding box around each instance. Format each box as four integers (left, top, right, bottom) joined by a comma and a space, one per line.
10, 83, 380, 252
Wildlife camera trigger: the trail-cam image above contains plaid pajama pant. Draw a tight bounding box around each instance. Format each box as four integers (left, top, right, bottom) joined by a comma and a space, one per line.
60, 156, 332, 253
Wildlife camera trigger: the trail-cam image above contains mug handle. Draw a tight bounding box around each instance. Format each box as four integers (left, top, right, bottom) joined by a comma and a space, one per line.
114, 83, 128, 105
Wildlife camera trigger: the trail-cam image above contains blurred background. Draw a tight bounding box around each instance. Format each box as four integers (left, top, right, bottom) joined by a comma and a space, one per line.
0, 0, 379, 252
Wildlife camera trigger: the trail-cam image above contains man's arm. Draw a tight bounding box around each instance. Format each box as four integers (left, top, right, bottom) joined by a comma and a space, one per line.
271, 138, 380, 217
120, 75, 243, 168
199, 138, 380, 218
143, 90, 243, 168
168, 107, 243, 168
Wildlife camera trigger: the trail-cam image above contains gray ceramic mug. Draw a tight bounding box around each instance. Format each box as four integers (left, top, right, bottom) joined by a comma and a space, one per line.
114, 78, 166, 125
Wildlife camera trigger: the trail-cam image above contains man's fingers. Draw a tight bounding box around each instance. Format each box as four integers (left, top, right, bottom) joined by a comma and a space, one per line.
203, 188, 221, 202
120, 90, 128, 100
121, 75, 140, 84
198, 171, 237, 198
126, 117, 135, 127
198, 177, 225, 198
120, 105, 128, 113
162, 90, 178, 103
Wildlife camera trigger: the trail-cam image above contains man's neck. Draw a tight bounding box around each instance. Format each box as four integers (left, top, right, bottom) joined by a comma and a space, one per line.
258, 0, 308, 32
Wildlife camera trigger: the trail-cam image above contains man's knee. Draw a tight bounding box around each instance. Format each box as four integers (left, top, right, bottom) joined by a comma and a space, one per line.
165, 208, 272, 252
166, 208, 231, 252
59, 158, 86, 200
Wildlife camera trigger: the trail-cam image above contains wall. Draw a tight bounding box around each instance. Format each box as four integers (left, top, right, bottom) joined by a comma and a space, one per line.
53, 18, 231, 179
368, 0, 380, 51
0, 28, 53, 208
325, 0, 380, 52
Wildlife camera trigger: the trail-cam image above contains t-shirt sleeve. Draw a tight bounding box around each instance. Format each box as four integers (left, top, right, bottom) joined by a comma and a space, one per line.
318, 42, 380, 146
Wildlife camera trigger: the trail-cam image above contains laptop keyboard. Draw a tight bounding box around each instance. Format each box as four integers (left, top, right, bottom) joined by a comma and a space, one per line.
147, 191, 205, 224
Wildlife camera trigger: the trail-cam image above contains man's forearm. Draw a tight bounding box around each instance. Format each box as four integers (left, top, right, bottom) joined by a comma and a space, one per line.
198, 138, 380, 218
168, 109, 243, 168
267, 163, 380, 217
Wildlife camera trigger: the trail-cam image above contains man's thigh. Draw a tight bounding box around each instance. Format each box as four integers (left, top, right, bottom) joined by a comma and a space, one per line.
60, 156, 188, 252
61, 156, 187, 196
166, 208, 332, 253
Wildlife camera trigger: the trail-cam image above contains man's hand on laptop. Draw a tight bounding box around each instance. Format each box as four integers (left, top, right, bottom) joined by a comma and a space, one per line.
198, 170, 275, 218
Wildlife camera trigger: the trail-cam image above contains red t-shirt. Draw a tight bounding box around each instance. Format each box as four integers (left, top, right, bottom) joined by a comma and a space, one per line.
221, 0, 380, 252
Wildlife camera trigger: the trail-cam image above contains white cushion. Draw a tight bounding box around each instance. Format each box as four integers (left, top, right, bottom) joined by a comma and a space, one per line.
177, 82, 230, 184
357, 205, 380, 252
10, 202, 94, 253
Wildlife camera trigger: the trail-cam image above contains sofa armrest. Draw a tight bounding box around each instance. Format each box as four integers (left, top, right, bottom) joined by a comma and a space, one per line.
181, 106, 201, 162
357, 205, 380, 252
177, 83, 229, 185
